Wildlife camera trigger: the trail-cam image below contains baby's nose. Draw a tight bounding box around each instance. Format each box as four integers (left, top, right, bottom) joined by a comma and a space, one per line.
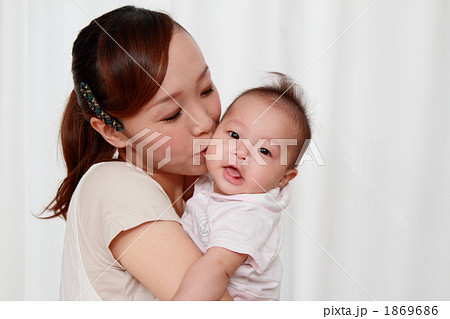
235, 142, 250, 160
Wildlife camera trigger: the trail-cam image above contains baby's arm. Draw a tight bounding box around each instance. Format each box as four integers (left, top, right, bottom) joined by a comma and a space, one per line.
171, 247, 248, 301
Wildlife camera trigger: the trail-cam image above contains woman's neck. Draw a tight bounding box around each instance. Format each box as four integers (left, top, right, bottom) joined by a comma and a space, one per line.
117, 151, 186, 217
150, 172, 186, 217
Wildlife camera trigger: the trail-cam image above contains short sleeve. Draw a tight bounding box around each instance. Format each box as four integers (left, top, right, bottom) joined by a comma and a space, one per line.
77, 162, 181, 249
207, 205, 281, 273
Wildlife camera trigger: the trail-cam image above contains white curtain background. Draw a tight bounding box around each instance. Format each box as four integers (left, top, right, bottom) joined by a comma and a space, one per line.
1, 0, 449, 300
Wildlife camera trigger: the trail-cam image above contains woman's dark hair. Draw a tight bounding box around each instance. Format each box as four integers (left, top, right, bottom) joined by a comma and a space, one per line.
43, 6, 178, 219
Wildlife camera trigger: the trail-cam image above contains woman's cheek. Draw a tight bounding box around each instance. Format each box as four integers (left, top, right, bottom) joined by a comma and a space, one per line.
165, 133, 188, 160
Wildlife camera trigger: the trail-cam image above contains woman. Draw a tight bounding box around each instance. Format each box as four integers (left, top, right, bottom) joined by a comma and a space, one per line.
44, 5, 231, 300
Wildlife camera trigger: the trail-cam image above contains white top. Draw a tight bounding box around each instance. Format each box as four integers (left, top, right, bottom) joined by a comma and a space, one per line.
59, 161, 181, 300
181, 174, 289, 300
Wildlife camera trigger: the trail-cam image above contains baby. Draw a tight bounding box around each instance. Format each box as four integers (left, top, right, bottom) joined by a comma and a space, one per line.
173, 73, 311, 301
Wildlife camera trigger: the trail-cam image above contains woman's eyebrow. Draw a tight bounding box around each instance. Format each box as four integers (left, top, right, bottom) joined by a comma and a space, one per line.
150, 91, 182, 108
197, 65, 209, 83
149, 66, 209, 108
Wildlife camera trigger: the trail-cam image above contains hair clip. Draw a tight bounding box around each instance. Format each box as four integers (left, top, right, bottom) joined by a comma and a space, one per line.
79, 82, 123, 132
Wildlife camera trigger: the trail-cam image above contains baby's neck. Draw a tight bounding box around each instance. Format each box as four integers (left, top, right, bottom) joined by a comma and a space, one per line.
212, 180, 275, 196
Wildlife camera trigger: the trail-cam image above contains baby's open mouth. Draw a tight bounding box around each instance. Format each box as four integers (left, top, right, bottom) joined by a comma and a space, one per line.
223, 165, 243, 183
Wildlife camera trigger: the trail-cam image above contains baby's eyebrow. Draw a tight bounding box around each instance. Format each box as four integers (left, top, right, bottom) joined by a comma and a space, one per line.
226, 119, 245, 128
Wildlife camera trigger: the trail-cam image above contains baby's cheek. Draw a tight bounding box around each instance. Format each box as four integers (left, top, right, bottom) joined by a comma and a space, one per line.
209, 138, 229, 162
206, 142, 217, 155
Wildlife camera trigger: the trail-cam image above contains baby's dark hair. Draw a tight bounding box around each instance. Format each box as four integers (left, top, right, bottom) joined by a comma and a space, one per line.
224, 72, 312, 168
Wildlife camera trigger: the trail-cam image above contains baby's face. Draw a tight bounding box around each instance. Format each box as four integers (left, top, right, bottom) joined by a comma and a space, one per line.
205, 93, 298, 195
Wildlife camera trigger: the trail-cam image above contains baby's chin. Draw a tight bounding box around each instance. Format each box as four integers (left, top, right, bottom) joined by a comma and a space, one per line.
213, 184, 242, 196
212, 179, 261, 196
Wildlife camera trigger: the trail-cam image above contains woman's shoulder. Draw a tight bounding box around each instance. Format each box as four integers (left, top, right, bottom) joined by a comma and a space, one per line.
78, 161, 169, 202
74, 161, 179, 226
85, 161, 154, 180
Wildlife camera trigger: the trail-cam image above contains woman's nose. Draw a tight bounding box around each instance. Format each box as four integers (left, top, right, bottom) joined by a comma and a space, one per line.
191, 108, 214, 137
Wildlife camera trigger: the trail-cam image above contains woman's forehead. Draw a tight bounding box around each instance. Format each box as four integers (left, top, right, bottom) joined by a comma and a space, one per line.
165, 32, 206, 79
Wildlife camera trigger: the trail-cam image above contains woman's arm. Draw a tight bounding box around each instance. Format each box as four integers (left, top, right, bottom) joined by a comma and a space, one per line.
171, 247, 248, 301
109, 220, 233, 301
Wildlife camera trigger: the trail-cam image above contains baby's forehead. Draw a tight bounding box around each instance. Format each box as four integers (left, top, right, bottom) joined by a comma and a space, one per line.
225, 93, 295, 124
233, 91, 276, 106
221, 109, 300, 139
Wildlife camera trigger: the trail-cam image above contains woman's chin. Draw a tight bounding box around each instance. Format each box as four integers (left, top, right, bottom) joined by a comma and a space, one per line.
185, 164, 208, 176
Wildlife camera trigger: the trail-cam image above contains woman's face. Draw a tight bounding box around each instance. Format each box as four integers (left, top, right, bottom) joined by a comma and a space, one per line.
119, 31, 221, 176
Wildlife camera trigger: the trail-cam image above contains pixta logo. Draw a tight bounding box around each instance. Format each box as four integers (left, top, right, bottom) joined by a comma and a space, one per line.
125, 128, 172, 175
193, 138, 325, 167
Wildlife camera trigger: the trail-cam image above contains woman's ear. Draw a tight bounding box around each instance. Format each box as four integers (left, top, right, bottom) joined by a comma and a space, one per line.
277, 168, 298, 188
90, 117, 127, 148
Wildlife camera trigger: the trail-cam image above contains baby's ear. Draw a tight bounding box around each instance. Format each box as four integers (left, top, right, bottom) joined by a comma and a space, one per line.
277, 168, 298, 188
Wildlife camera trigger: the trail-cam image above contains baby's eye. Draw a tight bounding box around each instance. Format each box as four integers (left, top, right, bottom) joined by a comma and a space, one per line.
228, 131, 239, 139
258, 148, 271, 156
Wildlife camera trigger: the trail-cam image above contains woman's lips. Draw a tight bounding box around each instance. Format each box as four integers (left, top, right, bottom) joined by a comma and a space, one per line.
195, 147, 207, 159
223, 166, 244, 185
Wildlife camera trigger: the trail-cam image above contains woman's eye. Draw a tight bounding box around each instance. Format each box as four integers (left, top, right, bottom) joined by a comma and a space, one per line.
228, 131, 239, 139
258, 148, 271, 156
163, 109, 182, 122
201, 86, 214, 96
